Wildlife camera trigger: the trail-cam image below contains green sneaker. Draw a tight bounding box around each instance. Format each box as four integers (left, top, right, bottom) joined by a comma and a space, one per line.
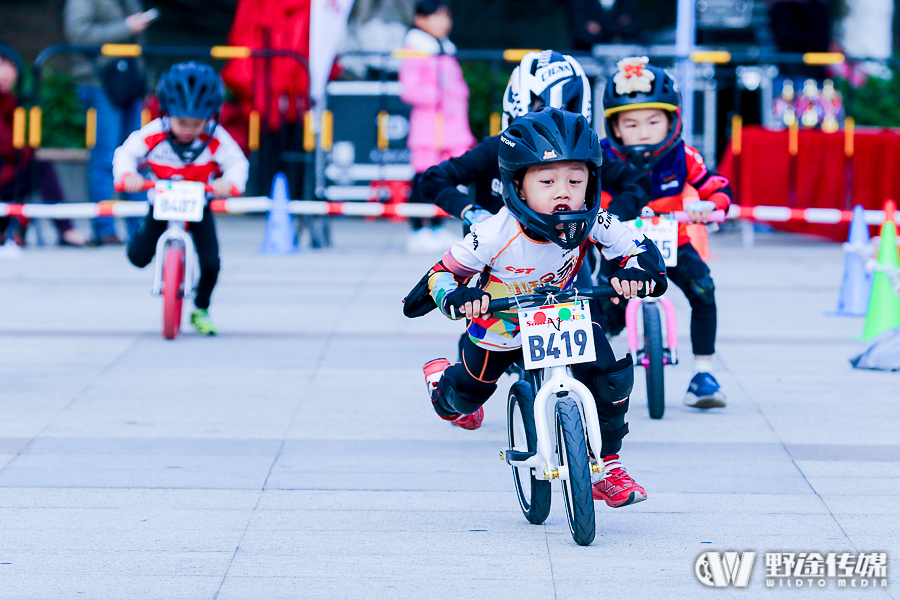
190, 309, 218, 336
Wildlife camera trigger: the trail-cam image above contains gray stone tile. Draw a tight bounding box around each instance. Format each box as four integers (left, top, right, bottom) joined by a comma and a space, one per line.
216, 576, 556, 600
0, 573, 221, 600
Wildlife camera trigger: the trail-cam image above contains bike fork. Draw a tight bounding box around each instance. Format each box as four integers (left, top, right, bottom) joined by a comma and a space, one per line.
531, 366, 604, 481
626, 297, 679, 366
151, 224, 196, 297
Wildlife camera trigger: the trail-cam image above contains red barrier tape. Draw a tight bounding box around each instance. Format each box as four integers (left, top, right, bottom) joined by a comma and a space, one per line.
0, 200, 892, 225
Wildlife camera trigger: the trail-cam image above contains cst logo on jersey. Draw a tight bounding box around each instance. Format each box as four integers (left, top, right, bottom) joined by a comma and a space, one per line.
505, 266, 536, 274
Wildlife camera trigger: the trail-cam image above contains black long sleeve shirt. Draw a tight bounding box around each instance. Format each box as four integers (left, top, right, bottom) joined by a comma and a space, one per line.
416, 135, 651, 222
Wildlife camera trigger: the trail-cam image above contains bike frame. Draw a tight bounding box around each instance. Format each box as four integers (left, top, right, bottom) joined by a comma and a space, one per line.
506, 364, 603, 481
625, 295, 679, 366
151, 221, 196, 298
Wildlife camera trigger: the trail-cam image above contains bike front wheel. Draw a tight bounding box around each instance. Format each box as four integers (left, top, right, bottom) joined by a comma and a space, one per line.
507, 381, 551, 525
642, 302, 665, 419
161, 244, 185, 340
555, 399, 595, 546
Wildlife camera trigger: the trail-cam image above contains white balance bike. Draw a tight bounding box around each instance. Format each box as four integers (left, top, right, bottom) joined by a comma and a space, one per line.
494, 284, 622, 546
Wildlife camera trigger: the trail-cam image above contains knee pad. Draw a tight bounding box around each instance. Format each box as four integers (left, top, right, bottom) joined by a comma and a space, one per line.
438, 374, 495, 415
599, 415, 628, 437
590, 356, 635, 405
689, 275, 716, 305
598, 417, 629, 456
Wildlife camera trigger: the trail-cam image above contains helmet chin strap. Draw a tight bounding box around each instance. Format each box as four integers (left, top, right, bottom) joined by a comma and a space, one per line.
163, 115, 219, 165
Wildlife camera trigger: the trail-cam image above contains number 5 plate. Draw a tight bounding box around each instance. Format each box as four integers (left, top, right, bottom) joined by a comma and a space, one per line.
625, 217, 678, 267
153, 181, 205, 222
519, 301, 596, 370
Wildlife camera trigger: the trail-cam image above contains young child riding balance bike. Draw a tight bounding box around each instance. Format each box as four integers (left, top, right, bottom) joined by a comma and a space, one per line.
114, 62, 248, 335
410, 108, 668, 508
600, 57, 732, 408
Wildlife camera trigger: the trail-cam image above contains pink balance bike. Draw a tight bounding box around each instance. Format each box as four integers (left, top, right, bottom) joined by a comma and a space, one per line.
622, 209, 725, 419
116, 179, 235, 340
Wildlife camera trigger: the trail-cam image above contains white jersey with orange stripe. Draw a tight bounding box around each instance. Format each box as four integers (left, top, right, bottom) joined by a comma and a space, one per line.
112, 118, 249, 194
445, 207, 644, 350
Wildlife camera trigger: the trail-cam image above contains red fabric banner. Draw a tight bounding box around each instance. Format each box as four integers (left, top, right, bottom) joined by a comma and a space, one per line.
718, 125, 900, 240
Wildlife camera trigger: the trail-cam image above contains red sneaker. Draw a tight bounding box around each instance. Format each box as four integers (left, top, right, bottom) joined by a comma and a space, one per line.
592, 455, 647, 508
450, 407, 484, 430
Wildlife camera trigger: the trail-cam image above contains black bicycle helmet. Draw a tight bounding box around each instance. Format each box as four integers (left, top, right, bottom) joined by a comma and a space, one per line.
157, 62, 225, 120
499, 108, 602, 250
602, 57, 682, 171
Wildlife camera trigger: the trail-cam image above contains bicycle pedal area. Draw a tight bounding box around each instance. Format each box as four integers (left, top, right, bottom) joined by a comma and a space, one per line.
0, 217, 896, 598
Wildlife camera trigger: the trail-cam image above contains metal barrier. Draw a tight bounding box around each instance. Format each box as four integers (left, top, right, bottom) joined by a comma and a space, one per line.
30, 44, 308, 151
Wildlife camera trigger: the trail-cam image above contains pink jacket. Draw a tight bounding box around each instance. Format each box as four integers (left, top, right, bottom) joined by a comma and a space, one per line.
399, 29, 475, 153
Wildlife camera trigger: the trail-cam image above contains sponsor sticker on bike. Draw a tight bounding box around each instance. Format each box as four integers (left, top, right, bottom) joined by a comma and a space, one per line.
153, 181, 205, 222
625, 217, 678, 267
519, 301, 595, 369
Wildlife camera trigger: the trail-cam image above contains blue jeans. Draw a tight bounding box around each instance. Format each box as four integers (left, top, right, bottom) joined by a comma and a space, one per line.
77, 85, 143, 239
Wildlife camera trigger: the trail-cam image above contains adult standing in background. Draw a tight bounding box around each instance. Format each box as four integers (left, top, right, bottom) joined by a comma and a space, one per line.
63, 0, 151, 245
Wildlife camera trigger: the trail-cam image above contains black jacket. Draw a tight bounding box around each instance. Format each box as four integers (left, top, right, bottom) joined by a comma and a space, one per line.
416, 134, 651, 222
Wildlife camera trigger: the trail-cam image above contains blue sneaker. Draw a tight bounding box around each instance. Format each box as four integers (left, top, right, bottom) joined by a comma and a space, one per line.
685, 372, 726, 408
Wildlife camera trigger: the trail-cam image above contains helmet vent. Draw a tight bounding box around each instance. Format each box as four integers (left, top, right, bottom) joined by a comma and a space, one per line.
532, 121, 562, 155
550, 110, 567, 140
572, 117, 585, 143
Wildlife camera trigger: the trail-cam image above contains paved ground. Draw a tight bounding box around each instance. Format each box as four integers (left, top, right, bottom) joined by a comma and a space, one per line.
0, 216, 896, 599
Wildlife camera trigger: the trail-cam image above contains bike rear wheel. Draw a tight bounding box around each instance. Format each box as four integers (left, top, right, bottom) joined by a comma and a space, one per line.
161, 244, 185, 340
507, 381, 551, 525
643, 302, 665, 419
555, 399, 595, 546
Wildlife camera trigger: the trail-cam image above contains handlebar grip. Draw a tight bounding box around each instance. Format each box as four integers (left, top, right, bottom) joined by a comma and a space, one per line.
487, 297, 513, 312
672, 209, 726, 223
588, 284, 618, 298
114, 180, 156, 193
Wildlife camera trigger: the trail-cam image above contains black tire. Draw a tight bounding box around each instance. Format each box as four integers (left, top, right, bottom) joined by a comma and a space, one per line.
643, 302, 665, 420
555, 399, 595, 546
507, 381, 551, 525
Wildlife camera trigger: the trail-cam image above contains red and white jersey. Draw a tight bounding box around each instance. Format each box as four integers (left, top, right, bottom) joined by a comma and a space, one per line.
113, 118, 249, 193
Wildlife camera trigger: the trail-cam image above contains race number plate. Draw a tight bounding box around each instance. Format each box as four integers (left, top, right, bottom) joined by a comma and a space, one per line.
625, 217, 678, 267
153, 181, 205, 222
519, 301, 596, 370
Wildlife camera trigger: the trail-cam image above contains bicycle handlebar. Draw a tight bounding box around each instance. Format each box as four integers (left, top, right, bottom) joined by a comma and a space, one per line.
487, 284, 619, 313
114, 180, 225, 195
662, 210, 726, 223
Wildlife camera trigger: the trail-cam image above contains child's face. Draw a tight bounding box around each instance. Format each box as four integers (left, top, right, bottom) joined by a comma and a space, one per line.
517, 161, 589, 216
414, 7, 452, 39
610, 108, 670, 146
170, 116, 208, 143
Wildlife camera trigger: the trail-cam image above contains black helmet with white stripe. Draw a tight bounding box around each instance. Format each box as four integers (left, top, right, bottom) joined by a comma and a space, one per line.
502, 50, 592, 130
499, 108, 602, 250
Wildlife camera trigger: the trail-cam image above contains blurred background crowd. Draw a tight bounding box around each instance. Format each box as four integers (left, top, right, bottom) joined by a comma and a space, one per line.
0, 0, 897, 248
